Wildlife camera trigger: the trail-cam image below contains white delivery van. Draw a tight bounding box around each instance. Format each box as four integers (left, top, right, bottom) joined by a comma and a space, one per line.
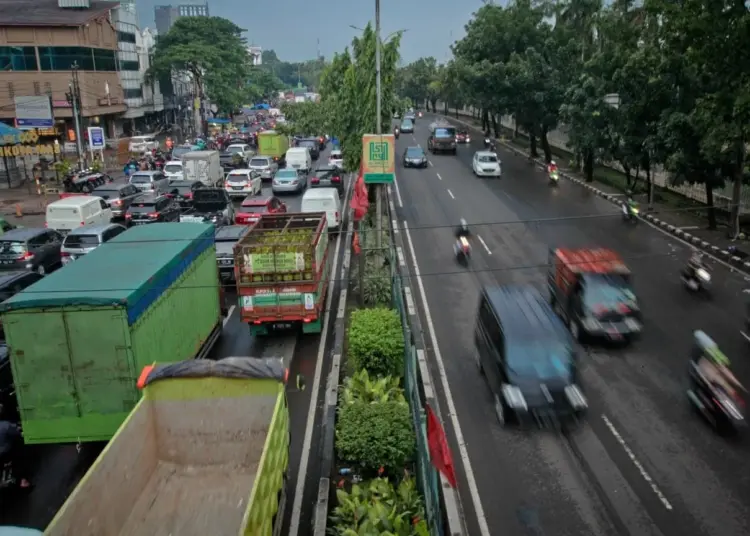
301, 188, 341, 233
181, 150, 223, 186
285, 147, 312, 173
45, 196, 113, 233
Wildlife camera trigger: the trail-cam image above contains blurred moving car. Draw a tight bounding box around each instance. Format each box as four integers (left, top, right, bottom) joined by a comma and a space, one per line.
403, 146, 428, 168
400, 118, 414, 134
60, 223, 128, 265
472, 151, 502, 177
456, 130, 471, 143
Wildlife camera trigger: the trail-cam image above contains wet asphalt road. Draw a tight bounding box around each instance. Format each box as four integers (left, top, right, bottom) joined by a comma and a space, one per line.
395, 115, 750, 536
0, 146, 340, 532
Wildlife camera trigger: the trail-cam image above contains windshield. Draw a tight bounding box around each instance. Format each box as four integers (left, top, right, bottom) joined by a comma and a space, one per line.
227, 146, 245, 154
508, 343, 572, 381
401, 120, 413, 127
130, 174, 152, 184
63, 234, 100, 248
227, 173, 250, 182
583, 275, 636, 310
194, 190, 226, 204
276, 170, 297, 179
239, 204, 268, 214
478, 155, 498, 163
170, 183, 195, 195
250, 158, 270, 167
330, 152, 342, 159
93, 188, 119, 200
406, 148, 424, 158
299, 141, 316, 148
164, 164, 182, 173
129, 201, 157, 212
434, 128, 456, 138
172, 147, 193, 158
0, 241, 26, 254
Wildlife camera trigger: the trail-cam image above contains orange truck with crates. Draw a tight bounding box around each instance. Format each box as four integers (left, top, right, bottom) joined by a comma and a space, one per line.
234, 212, 330, 336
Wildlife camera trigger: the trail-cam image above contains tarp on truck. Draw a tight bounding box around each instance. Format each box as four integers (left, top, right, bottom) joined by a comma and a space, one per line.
0, 223, 214, 325
139, 357, 286, 387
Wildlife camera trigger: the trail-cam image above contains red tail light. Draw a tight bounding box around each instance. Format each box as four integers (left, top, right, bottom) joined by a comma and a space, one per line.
311, 177, 320, 184
148, 212, 159, 219
112, 199, 123, 206
20, 252, 34, 260
125, 213, 132, 220
331, 175, 341, 183
61, 251, 70, 258
617, 303, 630, 313
44, 222, 48, 227
592, 304, 607, 315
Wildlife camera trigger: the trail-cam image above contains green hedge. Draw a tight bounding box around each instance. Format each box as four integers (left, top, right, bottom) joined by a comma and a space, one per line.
336, 401, 415, 474
348, 307, 404, 378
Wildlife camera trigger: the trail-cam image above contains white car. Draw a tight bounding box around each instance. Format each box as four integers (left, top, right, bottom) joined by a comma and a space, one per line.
328, 149, 344, 168
225, 169, 262, 198
128, 135, 159, 154
163, 160, 184, 181
472, 151, 502, 177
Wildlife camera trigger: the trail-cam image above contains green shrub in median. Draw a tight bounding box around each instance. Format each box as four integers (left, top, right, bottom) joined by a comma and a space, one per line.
336, 401, 415, 474
329, 477, 428, 536
348, 307, 404, 378
342, 369, 406, 405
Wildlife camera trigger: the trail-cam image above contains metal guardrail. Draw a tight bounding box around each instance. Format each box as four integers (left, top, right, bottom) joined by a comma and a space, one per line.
435, 103, 750, 214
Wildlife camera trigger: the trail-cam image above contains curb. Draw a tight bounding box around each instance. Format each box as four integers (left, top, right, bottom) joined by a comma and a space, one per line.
435, 112, 750, 273
312, 174, 354, 536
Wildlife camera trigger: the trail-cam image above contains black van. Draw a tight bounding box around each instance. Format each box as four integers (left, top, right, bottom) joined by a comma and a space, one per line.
474, 285, 588, 426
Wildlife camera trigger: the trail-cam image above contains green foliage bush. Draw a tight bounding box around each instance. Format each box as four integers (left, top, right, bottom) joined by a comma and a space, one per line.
342, 369, 405, 405
352, 258, 392, 306
348, 307, 404, 378
329, 477, 428, 536
336, 401, 415, 474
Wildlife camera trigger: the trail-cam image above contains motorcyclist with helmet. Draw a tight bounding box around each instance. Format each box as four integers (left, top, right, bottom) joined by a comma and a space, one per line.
622, 189, 640, 220
455, 218, 470, 238
454, 219, 472, 262
547, 160, 558, 175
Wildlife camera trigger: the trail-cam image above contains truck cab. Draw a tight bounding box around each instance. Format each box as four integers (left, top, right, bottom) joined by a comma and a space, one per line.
548, 248, 642, 343
427, 122, 457, 155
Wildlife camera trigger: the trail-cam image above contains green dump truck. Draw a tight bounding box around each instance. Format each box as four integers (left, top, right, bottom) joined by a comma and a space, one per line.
0, 223, 222, 444
234, 212, 330, 336
45, 357, 291, 536
257, 130, 289, 165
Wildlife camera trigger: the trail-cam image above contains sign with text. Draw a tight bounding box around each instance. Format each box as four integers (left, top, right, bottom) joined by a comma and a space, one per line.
362, 134, 395, 184
14, 96, 53, 129
88, 127, 105, 149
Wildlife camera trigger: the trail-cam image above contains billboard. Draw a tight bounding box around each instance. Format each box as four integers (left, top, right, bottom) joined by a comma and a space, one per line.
14, 96, 54, 129
361, 134, 395, 184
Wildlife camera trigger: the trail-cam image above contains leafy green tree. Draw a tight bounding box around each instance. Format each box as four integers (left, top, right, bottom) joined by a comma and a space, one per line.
261, 49, 326, 90
147, 17, 251, 115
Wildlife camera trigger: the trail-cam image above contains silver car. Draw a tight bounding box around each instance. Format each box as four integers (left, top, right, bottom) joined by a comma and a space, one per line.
249, 156, 278, 181
129, 170, 170, 194
60, 223, 127, 265
271, 169, 306, 194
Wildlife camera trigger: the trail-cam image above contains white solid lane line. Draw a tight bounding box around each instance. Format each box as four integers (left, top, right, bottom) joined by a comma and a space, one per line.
436, 173, 442, 181
477, 235, 492, 255
429, 160, 434, 167
393, 173, 404, 208
222, 305, 236, 327
402, 220, 492, 536
447, 189, 455, 199
288, 175, 353, 535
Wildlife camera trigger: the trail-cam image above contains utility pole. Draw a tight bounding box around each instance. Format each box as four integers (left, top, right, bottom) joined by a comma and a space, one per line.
375, 0, 383, 249
68, 62, 84, 170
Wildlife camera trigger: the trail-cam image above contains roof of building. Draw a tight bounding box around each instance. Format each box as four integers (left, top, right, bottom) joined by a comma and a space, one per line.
0, 0, 119, 27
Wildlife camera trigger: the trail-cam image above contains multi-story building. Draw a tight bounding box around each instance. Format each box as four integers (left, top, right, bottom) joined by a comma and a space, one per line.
247, 45, 262, 66
0, 0, 127, 138
177, 3, 208, 17
154, 5, 177, 35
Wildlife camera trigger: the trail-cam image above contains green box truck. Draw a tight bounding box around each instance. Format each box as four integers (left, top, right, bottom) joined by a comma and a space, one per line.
0, 223, 222, 444
257, 130, 289, 165
45, 357, 291, 536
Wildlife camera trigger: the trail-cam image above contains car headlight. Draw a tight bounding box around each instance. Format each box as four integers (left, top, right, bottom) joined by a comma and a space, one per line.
582, 317, 601, 331
696, 268, 710, 282
501, 384, 527, 410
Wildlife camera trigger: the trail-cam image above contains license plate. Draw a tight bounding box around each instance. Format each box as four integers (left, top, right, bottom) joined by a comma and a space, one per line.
232, 186, 244, 190
607, 328, 622, 339
292, 164, 300, 168
1, 260, 14, 265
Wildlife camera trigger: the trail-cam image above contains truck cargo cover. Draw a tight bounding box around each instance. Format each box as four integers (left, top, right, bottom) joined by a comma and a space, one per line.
0, 223, 214, 324
140, 356, 285, 387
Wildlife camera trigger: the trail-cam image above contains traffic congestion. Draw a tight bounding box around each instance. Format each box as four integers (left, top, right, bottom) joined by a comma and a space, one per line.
392, 110, 750, 536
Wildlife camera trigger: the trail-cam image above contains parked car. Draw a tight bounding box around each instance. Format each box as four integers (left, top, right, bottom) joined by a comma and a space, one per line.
235, 195, 287, 225
215, 225, 249, 283
224, 169, 262, 199
167, 180, 204, 209
128, 135, 159, 154
129, 170, 170, 193
92, 183, 142, 219
125, 193, 181, 225
248, 155, 278, 181
0, 228, 63, 275
272, 168, 306, 195
61, 223, 128, 265
310, 165, 344, 197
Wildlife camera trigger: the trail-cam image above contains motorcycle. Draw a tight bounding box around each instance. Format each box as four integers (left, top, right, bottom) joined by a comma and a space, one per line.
622, 200, 640, 223
484, 138, 491, 150
549, 169, 559, 186
681, 264, 712, 293
394, 128, 400, 139
454, 237, 471, 266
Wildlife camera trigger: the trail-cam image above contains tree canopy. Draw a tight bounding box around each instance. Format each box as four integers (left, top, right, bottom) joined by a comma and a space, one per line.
401, 0, 750, 232
278, 24, 402, 172
261, 50, 327, 90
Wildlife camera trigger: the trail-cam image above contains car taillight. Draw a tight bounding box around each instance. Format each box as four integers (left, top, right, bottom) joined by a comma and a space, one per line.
20, 252, 34, 260
44, 222, 48, 227
148, 212, 159, 219
332, 175, 341, 183
61, 251, 70, 257
335, 211, 339, 222
125, 213, 132, 220
185, 193, 193, 199
112, 199, 123, 206
311, 177, 320, 184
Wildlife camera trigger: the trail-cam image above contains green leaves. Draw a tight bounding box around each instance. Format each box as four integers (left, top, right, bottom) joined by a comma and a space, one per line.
342, 370, 406, 405
348, 308, 404, 378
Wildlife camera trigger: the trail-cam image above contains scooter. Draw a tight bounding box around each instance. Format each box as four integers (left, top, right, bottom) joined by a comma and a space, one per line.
484, 138, 491, 150
454, 237, 471, 267
394, 128, 400, 139
687, 362, 746, 434
549, 169, 559, 186
681, 265, 712, 293
622, 200, 639, 224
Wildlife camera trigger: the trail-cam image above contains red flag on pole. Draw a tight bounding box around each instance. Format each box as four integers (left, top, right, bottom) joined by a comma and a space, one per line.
426, 403, 457, 488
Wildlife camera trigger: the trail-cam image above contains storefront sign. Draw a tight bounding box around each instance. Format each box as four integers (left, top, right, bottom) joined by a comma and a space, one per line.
52, 100, 72, 108
361, 134, 395, 184
14, 96, 54, 128
1, 130, 39, 146
0, 144, 60, 157
36, 127, 59, 137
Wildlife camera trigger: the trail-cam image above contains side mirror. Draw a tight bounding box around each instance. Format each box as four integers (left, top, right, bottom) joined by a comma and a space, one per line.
296, 374, 306, 391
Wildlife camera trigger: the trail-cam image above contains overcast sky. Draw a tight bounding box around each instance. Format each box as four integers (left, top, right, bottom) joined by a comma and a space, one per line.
136, 0, 497, 64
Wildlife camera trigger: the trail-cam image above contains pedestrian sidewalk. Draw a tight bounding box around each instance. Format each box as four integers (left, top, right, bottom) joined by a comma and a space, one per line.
438, 111, 750, 272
